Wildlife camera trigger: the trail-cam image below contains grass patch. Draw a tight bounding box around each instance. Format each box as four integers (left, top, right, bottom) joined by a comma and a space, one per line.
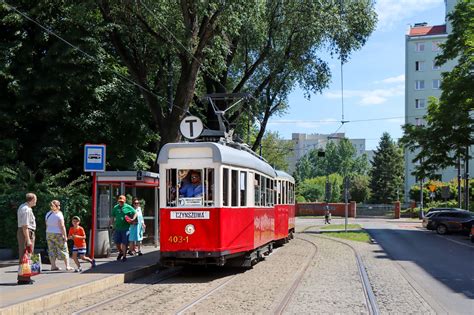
320, 224, 361, 230
322, 230, 371, 243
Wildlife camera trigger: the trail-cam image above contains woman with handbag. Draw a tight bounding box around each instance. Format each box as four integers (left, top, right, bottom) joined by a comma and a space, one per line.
128, 198, 146, 256
45, 200, 73, 271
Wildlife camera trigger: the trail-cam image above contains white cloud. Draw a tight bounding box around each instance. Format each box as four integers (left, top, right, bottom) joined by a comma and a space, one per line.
375, 0, 443, 29
324, 84, 404, 106
376, 74, 405, 84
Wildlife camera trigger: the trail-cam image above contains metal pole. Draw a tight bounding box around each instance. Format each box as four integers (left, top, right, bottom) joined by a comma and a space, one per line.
465, 146, 469, 210
458, 155, 462, 208
344, 177, 348, 232
91, 172, 97, 259
420, 177, 424, 218
154, 186, 159, 248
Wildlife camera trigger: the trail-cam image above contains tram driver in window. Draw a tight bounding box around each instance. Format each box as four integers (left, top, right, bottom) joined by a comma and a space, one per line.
179, 170, 203, 197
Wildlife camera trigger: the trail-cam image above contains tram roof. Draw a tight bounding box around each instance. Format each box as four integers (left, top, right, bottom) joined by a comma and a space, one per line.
275, 170, 295, 183
158, 142, 277, 177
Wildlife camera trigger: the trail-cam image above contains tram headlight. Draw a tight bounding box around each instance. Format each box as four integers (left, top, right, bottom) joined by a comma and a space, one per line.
185, 224, 195, 235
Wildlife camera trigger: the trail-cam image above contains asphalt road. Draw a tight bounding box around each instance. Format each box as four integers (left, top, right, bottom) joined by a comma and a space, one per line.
360, 219, 474, 315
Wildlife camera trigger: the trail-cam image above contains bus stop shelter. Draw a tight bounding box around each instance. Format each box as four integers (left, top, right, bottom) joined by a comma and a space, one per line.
94, 171, 159, 257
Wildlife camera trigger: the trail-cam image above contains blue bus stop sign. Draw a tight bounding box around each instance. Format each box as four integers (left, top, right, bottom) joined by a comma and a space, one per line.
84, 144, 106, 172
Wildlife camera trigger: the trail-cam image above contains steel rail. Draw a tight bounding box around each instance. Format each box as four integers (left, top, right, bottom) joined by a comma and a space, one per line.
72, 267, 182, 315
274, 236, 318, 314
307, 232, 380, 315
174, 274, 238, 315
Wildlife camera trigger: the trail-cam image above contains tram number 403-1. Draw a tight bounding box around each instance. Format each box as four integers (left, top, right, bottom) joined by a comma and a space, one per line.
168, 235, 189, 243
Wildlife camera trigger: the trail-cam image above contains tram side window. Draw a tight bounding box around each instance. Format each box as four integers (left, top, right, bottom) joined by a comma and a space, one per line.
166, 169, 178, 207
204, 168, 214, 206
231, 169, 238, 206
223, 168, 229, 206
261, 175, 267, 206
265, 178, 273, 206
291, 183, 295, 204
255, 174, 261, 207
240, 171, 247, 206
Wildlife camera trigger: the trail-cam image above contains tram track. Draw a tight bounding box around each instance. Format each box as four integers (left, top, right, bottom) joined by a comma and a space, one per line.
273, 236, 318, 314
303, 230, 380, 315
71, 267, 182, 315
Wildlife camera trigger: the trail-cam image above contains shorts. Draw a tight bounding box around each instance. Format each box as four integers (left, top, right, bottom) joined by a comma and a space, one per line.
72, 247, 87, 255
114, 230, 129, 245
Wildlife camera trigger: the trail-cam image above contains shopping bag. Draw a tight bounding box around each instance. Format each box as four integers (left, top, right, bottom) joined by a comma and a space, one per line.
30, 253, 42, 276
18, 251, 32, 278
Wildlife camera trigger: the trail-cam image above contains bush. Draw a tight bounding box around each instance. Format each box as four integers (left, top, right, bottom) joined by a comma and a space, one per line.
0, 163, 91, 254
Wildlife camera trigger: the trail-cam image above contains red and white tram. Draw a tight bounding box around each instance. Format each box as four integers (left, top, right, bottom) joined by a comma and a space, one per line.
158, 141, 295, 267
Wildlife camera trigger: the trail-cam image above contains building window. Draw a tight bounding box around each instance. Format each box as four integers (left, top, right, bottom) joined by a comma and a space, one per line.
415, 42, 425, 52
415, 118, 425, 126
415, 99, 426, 109
415, 61, 425, 71
432, 79, 440, 89
415, 80, 425, 90
432, 61, 440, 70
432, 41, 442, 51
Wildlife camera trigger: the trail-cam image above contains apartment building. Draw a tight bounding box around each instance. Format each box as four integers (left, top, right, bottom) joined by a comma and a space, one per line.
287, 133, 371, 174
404, 0, 473, 200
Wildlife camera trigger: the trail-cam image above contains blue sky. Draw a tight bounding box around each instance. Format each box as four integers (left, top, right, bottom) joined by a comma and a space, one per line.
267, 0, 447, 150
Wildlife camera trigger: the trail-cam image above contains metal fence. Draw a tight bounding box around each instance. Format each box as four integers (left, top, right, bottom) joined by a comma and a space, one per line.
357, 204, 395, 218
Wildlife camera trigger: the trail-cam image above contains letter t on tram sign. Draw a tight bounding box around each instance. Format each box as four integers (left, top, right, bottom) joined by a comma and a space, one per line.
180, 116, 204, 140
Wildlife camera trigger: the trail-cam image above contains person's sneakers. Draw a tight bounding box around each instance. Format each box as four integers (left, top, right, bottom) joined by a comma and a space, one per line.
127, 250, 134, 256
17, 279, 35, 285
116, 253, 123, 261
122, 256, 127, 262
137, 251, 143, 256
91, 259, 96, 268
74, 267, 82, 273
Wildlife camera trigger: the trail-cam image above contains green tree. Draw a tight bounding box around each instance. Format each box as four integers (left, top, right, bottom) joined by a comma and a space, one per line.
91, 1, 376, 150
0, 1, 157, 177
259, 131, 293, 172
294, 138, 369, 181
401, 0, 473, 178
369, 133, 404, 203
296, 173, 343, 203
349, 174, 371, 203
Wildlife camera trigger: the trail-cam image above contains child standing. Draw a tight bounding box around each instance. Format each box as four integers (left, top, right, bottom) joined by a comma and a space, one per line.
68, 216, 96, 272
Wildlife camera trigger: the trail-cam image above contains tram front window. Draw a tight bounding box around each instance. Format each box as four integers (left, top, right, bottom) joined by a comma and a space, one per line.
166, 168, 214, 207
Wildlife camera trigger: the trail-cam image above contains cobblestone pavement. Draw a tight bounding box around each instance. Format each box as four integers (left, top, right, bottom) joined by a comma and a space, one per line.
299, 222, 438, 315
39, 221, 441, 314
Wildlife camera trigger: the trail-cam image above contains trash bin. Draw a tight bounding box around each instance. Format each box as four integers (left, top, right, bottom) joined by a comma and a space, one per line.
89, 229, 111, 258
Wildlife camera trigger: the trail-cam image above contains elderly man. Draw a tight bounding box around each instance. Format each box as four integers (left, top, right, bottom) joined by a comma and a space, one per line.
17, 193, 37, 285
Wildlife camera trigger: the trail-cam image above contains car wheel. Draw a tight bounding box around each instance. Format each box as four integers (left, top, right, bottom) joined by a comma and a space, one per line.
436, 224, 448, 235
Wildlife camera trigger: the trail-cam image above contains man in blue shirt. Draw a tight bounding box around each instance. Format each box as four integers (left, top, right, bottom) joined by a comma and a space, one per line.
180, 171, 203, 197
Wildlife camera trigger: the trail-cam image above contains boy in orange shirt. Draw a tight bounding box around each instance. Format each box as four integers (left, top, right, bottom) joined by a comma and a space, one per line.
68, 216, 96, 272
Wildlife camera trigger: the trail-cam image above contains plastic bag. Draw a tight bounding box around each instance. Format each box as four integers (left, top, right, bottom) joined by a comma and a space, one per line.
18, 251, 32, 278
30, 253, 42, 276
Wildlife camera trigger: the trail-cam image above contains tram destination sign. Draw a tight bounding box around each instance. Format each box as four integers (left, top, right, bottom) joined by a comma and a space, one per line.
170, 211, 210, 220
